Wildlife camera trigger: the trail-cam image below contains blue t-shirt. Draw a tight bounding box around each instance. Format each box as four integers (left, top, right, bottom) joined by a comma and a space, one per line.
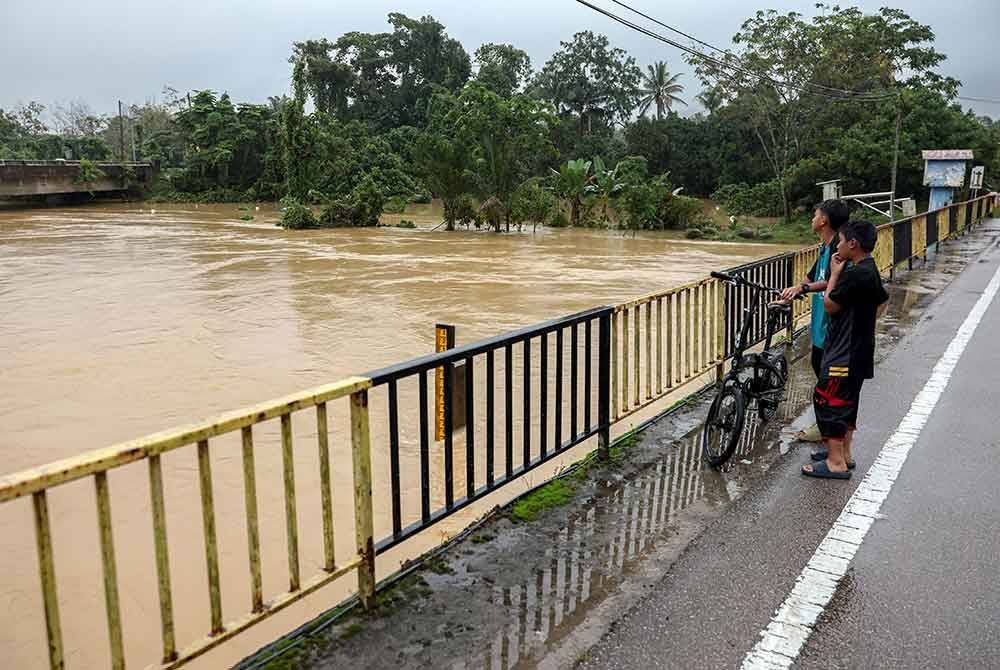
807, 242, 832, 348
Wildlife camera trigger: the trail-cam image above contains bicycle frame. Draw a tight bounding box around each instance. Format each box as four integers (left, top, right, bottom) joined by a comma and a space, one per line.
723, 281, 790, 371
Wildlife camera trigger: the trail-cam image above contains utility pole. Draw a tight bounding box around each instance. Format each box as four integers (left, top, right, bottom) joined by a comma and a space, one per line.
117, 100, 126, 165
130, 112, 137, 162
889, 97, 902, 219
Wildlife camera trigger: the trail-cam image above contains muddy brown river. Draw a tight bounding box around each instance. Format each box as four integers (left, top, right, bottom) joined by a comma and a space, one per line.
0, 202, 794, 669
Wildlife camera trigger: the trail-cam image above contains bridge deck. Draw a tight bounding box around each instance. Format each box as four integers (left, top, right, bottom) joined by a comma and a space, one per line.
0, 160, 155, 197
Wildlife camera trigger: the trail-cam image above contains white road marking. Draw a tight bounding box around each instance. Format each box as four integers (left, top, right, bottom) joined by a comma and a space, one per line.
741, 260, 1000, 670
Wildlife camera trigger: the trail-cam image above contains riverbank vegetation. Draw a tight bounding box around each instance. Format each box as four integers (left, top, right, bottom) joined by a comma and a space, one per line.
2, 7, 997, 238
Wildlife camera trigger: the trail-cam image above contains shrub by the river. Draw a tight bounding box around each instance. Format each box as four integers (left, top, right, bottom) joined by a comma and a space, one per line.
278, 199, 318, 229
73, 158, 105, 186
384, 196, 407, 214
318, 175, 385, 228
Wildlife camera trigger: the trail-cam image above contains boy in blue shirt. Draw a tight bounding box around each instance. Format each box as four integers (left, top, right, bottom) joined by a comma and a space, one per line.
780, 199, 849, 441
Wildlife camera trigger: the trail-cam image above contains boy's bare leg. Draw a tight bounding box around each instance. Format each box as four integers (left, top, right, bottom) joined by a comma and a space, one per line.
803, 436, 849, 473
844, 428, 855, 465
825, 437, 848, 472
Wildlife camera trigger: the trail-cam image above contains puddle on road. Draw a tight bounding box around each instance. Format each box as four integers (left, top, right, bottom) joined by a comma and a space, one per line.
447, 362, 816, 670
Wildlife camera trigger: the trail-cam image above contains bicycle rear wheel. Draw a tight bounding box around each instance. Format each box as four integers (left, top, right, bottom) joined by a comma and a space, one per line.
702, 383, 746, 466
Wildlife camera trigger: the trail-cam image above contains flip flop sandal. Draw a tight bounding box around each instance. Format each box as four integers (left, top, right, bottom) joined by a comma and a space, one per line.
810, 450, 856, 469
802, 460, 852, 479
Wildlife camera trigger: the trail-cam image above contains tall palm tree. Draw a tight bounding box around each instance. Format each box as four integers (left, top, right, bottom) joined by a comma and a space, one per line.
638, 62, 687, 120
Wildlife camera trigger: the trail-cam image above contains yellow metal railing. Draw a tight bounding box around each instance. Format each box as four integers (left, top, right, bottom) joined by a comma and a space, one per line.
0, 377, 377, 670
1, 193, 996, 670
791, 245, 821, 324
611, 277, 725, 421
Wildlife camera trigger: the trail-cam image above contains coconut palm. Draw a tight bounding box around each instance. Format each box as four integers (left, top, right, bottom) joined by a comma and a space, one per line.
638, 62, 687, 120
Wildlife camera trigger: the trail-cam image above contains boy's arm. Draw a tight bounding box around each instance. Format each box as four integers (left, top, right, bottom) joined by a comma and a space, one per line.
824, 256, 848, 315
781, 254, 826, 300
823, 280, 843, 314
780, 278, 828, 301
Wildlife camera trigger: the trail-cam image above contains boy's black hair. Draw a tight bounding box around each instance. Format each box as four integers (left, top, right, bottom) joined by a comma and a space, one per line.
840, 219, 877, 252
815, 199, 849, 230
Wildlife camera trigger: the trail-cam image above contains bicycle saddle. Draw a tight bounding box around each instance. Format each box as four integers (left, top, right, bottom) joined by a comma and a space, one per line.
766, 302, 792, 314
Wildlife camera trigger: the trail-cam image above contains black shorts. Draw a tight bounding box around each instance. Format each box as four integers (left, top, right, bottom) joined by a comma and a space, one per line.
813, 376, 864, 439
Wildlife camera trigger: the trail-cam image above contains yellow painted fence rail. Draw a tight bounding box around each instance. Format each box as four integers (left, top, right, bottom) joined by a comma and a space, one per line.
0, 377, 377, 670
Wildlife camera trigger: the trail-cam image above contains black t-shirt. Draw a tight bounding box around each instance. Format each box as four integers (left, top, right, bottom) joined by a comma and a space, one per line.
820, 257, 889, 380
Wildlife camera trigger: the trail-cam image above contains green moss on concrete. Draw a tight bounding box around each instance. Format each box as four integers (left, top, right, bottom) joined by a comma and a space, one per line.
511, 479, 578, 522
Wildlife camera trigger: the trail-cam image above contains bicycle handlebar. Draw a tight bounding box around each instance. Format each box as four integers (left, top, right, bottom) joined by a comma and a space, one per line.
710, 270, 803, 300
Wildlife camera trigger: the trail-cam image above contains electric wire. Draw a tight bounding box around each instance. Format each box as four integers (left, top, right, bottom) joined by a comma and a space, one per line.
574, 0, 898, 102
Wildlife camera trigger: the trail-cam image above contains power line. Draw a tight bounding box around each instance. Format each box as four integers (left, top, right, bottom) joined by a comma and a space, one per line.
958, 96, 1000, 105
573, 0, 897, 102
607, 0, 730, 58
607, 0, 895, 100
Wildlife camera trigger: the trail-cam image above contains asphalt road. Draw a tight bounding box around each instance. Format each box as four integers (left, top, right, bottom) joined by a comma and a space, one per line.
579, 220, 1000, 670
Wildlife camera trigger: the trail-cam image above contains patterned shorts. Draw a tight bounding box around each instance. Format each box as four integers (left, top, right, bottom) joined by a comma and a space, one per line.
813, 376, 864, 439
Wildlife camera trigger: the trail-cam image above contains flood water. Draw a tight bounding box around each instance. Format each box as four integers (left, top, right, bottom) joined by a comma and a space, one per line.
0, 202, 794, 670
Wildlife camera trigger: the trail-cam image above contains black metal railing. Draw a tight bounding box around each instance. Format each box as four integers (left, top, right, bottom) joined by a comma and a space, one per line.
366, 307, 612, 554
718, 194, 994, 354
893, 217, 913, 266
723, 253, 794, 356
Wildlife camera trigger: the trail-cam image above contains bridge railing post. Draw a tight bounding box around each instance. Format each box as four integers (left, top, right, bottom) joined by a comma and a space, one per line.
350, 389, 376, 610
598, 311, 612, 460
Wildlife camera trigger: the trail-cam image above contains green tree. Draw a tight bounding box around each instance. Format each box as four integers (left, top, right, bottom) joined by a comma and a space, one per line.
533, 31, 641, 136
451, 83, 557, 231
283, 60, 311, 200
416, 93, 475, 230
310, 13, 470, 128
691, 6, 956, 222
474, 43, 532, 97
638, 62, 686, 120
291, 39, 355, 117
511, 177, 558, 232
11, 102, 48, 135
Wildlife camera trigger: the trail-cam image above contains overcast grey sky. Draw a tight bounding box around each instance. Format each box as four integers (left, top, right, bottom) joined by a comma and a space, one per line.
2, 0, 997, 118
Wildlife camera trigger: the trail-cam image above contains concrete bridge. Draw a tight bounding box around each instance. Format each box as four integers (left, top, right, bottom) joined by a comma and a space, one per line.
0, 159, 156, 199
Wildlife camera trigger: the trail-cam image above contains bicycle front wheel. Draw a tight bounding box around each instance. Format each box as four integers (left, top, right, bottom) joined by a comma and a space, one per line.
703, 383, 746, 466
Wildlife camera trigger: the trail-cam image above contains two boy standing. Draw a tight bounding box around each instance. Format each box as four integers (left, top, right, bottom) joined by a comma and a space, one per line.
782, 201, 888, 480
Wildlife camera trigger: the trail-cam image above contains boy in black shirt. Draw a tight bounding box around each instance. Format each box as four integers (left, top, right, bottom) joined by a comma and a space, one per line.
803, 220, 889, 479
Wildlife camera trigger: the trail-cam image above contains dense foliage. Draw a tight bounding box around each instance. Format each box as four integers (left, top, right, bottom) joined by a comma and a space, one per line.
3, 7, 997, 233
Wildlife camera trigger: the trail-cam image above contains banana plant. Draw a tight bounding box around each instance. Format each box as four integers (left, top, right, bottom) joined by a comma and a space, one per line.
591, 156, 627, 226
549, 158, 595, 227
